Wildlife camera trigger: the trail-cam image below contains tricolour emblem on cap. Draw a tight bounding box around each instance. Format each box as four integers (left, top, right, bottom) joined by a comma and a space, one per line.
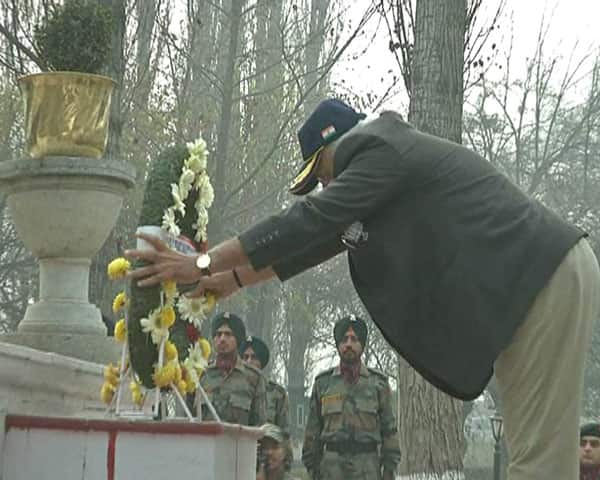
320, 125, 336, 140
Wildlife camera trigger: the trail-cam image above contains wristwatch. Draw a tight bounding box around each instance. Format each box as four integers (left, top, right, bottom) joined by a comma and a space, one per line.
195, 253, 211, 276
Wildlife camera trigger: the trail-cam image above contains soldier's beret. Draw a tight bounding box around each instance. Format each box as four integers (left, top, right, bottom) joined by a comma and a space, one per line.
211, 311, 246, 346
239, 335, 270, 369
334, 315, 368, 348
581, 422, 600, 438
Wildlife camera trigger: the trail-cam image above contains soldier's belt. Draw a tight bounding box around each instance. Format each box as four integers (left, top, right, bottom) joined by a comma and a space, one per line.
324, 441, 378, 455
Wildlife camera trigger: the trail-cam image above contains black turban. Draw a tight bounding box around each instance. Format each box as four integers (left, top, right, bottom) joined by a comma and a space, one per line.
581, 423, 600, 438
334, 315, 368, 348
239, 335, 270, 369
211, 311, 246, 347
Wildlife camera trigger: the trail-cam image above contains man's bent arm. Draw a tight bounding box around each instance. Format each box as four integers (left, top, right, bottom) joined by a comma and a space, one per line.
239, 137, 408, 272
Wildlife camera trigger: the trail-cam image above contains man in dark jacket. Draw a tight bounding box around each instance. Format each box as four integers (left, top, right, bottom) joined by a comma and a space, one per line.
127, 99, 600, 479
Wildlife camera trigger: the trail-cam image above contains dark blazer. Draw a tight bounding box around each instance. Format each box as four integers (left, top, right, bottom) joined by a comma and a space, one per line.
238, 112, 584, 400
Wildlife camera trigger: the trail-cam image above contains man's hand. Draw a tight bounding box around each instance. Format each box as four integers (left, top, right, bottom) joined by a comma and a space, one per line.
125, 233, 202, 287
186, 271, 240, 299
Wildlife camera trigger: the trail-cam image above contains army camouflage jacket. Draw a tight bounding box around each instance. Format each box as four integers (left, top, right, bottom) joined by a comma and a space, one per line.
260, 472, 300, 480
199, 356, 267, 426
302, 363, 401, 476
267, 380, 289, 431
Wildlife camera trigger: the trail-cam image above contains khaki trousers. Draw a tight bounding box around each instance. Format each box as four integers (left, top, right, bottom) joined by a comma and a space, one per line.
495, 238, 600, 479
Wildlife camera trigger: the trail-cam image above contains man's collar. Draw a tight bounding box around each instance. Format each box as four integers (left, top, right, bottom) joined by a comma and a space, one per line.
333, 361, 367, 376
233, 356, 245, 371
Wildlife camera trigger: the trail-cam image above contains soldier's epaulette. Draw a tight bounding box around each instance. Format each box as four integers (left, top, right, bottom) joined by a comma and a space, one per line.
314, 367, 335, 381
243, 362, 263, 378
269, 380, 286, 394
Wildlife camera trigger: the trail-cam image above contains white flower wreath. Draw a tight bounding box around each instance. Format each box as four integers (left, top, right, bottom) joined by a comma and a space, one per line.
162, 138, 214, 242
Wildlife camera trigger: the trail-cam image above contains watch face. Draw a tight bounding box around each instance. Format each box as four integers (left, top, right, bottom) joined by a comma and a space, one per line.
196, 254, 211, 269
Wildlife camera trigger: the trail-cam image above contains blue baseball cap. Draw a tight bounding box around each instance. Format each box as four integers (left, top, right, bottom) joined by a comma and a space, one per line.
289, 99, 366, 195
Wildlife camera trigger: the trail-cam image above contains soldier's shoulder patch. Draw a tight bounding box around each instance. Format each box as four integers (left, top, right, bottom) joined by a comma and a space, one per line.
321, 392, 344, 406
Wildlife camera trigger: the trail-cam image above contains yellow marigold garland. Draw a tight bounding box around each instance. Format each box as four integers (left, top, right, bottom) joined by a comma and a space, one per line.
107, 258, 130, 280
112, 291, 128, 313
114, 318, 127, 342
160, 305, 176, 329
164, 340, 178, 361
198, 337, 212, 360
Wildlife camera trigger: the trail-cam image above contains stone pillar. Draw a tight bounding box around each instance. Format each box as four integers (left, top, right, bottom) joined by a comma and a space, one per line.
0, 157, 135, 364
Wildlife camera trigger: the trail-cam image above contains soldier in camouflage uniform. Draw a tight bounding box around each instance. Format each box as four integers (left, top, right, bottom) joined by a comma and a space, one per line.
257, 424, 299, 480
302, 316, 401, 480
240, 335, 289, 430
198, 312, 267, 426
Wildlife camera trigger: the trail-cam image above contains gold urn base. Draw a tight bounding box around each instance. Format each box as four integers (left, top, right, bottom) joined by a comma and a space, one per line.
18, 72, 115, 159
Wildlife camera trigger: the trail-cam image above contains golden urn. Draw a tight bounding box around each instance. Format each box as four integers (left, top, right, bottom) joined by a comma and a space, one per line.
18, 72, 115, 159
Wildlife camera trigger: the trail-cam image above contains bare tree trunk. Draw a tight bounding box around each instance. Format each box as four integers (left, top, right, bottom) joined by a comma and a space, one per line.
240, 0, 284, 361
285, 293, 313, 439
97, 0, 126, 160
89, 0, 126, 318
398, 0, 468, 477
409, 0, 465, 142
134, 0, 157, 110
211, 0, 243, 242
187, 0, 221, 138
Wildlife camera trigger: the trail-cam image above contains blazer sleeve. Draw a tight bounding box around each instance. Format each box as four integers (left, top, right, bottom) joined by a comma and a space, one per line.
272, 234, 345, 281
238, 135, 409, 271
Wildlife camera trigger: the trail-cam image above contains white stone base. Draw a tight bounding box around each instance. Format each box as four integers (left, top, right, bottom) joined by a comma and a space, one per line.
1, 414, 262, 480
0, 341, 113, 417
19, 300, 106, 335
0, 334, 121, 365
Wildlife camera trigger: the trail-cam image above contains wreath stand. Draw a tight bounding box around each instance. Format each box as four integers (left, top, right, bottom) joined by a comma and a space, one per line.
104, 336, 221, 423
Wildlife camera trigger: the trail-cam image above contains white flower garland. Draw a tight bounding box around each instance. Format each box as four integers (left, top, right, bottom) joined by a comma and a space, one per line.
162, 137, 215, 243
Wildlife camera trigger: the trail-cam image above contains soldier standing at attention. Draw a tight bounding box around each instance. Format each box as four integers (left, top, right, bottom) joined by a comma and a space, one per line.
302, 316, 401, 480
198, 311, 266, 426
240, 335, 289, 431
